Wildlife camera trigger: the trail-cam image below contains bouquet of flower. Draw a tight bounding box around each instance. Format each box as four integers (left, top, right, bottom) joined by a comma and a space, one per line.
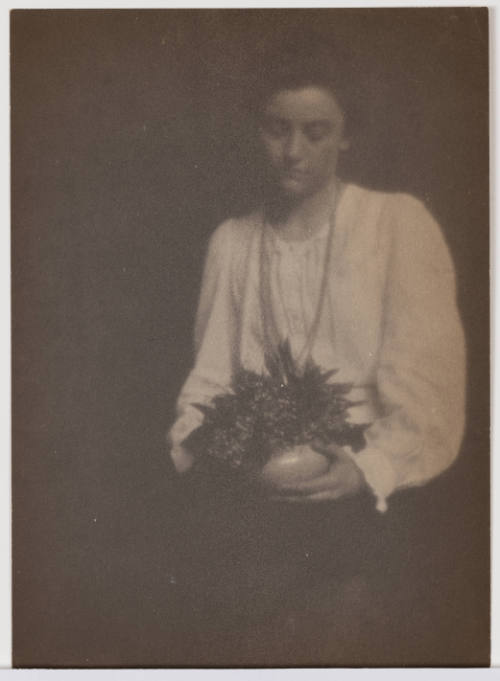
183, 341, 369, 482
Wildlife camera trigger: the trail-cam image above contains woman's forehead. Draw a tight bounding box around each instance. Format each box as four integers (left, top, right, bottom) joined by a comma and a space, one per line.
263, 86, 344, 121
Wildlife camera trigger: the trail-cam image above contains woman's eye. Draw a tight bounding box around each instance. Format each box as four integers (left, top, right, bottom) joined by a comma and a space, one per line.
304, 123, 332, 142
262, 118, 289, 138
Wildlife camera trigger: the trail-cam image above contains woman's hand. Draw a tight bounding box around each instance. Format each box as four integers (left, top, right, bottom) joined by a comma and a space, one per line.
170, 444, 195, 473
270, 440, 367, 503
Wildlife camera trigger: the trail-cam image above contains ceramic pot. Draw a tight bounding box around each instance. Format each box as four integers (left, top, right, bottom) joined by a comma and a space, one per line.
260, 444, 330, 488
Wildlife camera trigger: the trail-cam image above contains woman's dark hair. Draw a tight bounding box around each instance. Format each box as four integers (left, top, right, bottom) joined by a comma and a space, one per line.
249, 38, 361, 136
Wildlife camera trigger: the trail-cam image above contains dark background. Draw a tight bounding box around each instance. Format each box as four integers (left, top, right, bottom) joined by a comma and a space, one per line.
12, 8, 489, 667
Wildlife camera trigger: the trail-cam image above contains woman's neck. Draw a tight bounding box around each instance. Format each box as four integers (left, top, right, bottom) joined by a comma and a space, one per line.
265, 176, 341, 242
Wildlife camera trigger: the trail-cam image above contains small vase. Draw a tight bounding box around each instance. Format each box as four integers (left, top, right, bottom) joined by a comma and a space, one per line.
260, 444, 330, 488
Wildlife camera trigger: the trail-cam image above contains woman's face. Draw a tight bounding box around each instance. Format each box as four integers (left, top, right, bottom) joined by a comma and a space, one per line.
259, 85, 349, 199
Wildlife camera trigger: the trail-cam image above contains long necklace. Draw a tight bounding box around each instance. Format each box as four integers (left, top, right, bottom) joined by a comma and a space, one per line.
259, 183, 344, 370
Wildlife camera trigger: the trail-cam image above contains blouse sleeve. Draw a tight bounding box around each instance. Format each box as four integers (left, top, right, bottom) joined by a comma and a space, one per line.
167, 220, 239, 472
348, 195, 466, 512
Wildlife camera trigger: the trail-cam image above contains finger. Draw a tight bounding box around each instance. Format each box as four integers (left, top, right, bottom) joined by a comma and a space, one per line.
311, 441, 356, 465
270, 488, 347, 503
331, 447, 355, 463
273, 476, 343, 499
275, 464, 343, 495
310, 439, 344, 458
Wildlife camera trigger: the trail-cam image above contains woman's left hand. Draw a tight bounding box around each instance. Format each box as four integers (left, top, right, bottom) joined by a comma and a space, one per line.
270, 441, 367, 503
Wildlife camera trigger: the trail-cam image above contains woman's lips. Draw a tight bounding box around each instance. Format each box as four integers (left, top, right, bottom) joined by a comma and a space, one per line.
282, 169, 309, 181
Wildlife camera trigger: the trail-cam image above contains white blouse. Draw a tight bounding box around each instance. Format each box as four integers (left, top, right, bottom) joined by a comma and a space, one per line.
168, 183, 466, 512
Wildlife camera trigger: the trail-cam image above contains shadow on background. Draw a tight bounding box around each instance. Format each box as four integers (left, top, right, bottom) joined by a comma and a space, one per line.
12, 8, 489, 667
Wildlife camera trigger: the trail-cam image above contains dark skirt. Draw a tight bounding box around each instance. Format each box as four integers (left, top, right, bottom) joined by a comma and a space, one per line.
163, 456, 487, 667
171, 468, 401, 666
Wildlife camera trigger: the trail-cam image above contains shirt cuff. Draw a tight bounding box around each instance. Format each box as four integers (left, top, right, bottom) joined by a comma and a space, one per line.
167, 407, 205, 472
169, 443, 195, 473
168, 407, 204, 447
346, 447, 398, 513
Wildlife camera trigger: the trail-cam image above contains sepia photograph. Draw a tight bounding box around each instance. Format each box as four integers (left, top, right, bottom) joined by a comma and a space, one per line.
11, 8, 489, 668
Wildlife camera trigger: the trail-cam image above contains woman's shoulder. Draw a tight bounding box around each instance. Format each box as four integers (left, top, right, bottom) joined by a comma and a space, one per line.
205, 210, 262, 265
211, 209, 261, 241
340, 184, 449, 268
344, 183, 441, 240
344, 182, 430, 216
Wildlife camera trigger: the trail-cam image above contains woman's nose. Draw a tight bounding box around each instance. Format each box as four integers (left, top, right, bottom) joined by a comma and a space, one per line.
284, 130, 305, 162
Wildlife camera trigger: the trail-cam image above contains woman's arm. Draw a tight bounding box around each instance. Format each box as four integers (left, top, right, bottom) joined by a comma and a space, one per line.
273, 196, 466, 512
352, 195, 466, 510
167, 220, 239, 473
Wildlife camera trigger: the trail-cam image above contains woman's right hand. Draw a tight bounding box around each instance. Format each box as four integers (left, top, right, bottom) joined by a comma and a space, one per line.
170, 444, 195, 473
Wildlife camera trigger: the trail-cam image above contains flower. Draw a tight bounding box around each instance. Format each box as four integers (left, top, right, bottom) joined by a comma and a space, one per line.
183, 340, 369, 475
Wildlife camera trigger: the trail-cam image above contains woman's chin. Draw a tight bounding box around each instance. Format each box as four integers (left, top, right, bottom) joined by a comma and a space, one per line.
276, 181, 313, 202
280, 178, 309, 195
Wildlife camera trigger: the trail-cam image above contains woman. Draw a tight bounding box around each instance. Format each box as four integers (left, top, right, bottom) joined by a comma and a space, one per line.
167, 46, 466, 665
